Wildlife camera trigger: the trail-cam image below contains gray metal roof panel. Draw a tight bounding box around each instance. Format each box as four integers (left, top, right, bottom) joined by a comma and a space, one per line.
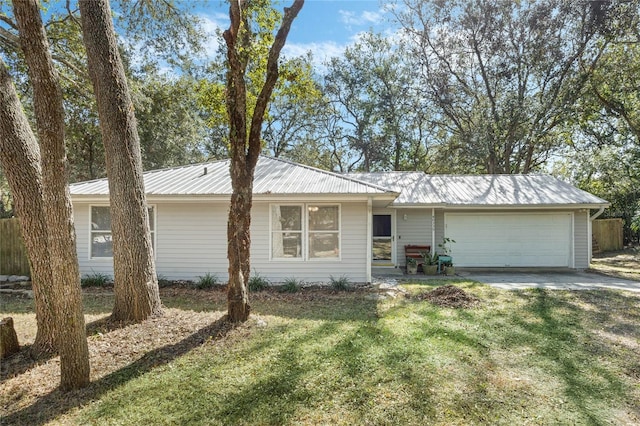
70, 156, 395, 197
346, 173, 608, 206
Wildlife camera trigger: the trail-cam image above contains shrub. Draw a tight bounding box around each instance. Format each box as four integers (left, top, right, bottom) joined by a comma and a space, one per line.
248, 272, 270, 292
196, 272, 218, 289
279, 277, 301, 293
330, 274, 351, 291
157, 274, 172, 288
81, 272, 111, 288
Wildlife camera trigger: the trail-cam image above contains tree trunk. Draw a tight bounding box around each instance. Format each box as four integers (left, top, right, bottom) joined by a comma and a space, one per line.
0, 59, 57, 358
223, 0, 303, 323
226, 181, 252, 322
13, 0, 90, 390
79, 0, 162, 321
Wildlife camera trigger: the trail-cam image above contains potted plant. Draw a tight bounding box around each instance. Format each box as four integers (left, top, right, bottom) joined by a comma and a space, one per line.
437, 237, 456, 275
421, 251, 438, 275
437, 237, 456, 256
442, 258, 455, 276
406, 257, 418, 275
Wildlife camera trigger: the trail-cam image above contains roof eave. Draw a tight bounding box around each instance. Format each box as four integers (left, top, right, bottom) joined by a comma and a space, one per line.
71, 192, 400, 203
388, 202, 610, 209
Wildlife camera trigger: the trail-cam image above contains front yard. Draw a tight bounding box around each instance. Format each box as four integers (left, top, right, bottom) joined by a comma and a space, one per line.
591, 246, 640, 281
1, 281, 639, 425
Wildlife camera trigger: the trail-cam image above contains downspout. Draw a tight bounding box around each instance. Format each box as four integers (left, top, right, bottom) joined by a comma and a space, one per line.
431, 208, 436, 254
590, 206, 605, 221
588, 206, 606, 263
366, 197, 372, 284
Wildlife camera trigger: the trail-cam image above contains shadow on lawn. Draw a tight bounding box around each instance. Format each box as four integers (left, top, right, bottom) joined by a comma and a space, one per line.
504, 289, 637, 422
382, 285, 639, 423
3, 316, 236, 426
1, 315, 146, 381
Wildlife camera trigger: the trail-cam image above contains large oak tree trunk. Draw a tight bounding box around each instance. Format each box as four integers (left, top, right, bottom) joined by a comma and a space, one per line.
13, 0, 90, 390
79, 0, 162, 321
0, 59, 57, 358
226, 184, 253, 321
223, 0, 303, 322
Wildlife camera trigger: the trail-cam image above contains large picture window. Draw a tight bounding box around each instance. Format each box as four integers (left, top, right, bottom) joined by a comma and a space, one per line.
270, 204, 340, 260
90, 205, 155, 258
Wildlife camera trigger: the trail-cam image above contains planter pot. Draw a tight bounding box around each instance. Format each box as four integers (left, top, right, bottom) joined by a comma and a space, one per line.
444, 266, 455, 276
423, 265, 438, 275
407, 264, 418, 275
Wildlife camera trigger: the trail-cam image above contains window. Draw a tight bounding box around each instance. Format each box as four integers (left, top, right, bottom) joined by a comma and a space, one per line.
271, 205, 302, 258
308, 205, 339, 258
90, 205, 155, 258
270, 204, 340, 260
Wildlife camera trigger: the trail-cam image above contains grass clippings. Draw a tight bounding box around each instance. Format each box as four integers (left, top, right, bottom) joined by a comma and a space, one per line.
416, 284, 479, 308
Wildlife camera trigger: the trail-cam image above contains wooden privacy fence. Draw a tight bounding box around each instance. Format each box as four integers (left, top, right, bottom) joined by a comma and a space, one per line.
0, 218, 30, 276
593, 218, 624, 252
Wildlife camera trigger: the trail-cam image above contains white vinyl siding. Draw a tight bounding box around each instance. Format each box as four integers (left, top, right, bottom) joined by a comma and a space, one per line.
395, 209, 431, 267
445, 212, 573, 267
155, 202, 227, 280
574, 210, 589, 269
74, 200, 368, 283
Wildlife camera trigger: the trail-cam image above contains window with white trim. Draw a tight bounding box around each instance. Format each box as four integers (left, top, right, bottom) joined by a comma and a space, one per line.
270, 204, 340, 260
90, 206, 155, 258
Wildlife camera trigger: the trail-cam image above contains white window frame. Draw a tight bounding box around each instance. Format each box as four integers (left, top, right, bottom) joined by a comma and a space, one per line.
269, 204, 304, 261
89, 204, 156, 259
269, 203, 341, 261
307, 204, 341, 261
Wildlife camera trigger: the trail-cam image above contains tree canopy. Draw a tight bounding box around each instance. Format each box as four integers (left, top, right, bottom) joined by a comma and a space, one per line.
1, 0, 639, 237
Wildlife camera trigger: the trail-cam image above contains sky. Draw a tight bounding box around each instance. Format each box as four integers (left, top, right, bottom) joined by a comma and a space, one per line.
196, 0, 395, 71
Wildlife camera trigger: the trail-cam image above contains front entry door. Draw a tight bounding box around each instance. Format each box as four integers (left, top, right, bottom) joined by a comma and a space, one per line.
373, 214, 394, 266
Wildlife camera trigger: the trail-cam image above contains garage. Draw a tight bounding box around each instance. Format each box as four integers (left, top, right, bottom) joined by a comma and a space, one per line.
445, 213, 573, 268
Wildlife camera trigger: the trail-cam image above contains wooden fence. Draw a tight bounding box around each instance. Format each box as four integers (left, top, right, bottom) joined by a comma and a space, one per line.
593, 218, 624, 252
0, 218, 30, 276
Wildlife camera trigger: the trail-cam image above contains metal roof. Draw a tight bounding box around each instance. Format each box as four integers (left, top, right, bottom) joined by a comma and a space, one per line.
70, 156, 396, 197
346, 172, 609, 207
70, 156, 607, 207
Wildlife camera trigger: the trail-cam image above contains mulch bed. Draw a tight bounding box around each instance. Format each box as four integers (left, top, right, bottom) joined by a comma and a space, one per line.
416, 285, 479, 308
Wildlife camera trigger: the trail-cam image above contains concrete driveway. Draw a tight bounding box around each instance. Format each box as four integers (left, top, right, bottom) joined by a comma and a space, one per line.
459, 270, 640, 292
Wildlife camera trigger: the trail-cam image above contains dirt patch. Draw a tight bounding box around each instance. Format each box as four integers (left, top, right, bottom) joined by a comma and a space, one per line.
0, 309, 238, 421
591, 246, 640, 282
416, 285, 479, 308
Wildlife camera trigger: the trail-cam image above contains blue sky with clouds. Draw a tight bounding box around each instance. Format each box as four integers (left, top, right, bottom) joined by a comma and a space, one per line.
196, 0, 393, 70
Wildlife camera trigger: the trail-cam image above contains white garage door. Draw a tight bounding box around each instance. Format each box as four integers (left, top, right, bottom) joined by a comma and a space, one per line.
445, 213, 572, 267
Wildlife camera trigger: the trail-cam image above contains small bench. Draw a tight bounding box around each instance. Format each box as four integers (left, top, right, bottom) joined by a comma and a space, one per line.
404, 244, 431, 270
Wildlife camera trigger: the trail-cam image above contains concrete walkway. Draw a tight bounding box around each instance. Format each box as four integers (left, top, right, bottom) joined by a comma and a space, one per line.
372, 268, 640, 292
458, 270, 640, 292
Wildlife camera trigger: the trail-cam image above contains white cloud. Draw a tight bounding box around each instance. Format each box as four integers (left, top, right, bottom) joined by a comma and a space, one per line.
338, 9, 383, 26
283, 41, 347, 73
198, 12, 229, 58
361, 10, 384, 24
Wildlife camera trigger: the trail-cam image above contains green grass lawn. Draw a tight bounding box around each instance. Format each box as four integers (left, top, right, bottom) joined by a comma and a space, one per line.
2, 280, 639, 425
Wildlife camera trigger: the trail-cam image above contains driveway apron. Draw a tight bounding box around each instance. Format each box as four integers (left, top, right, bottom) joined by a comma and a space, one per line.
460, 270, 640, 292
